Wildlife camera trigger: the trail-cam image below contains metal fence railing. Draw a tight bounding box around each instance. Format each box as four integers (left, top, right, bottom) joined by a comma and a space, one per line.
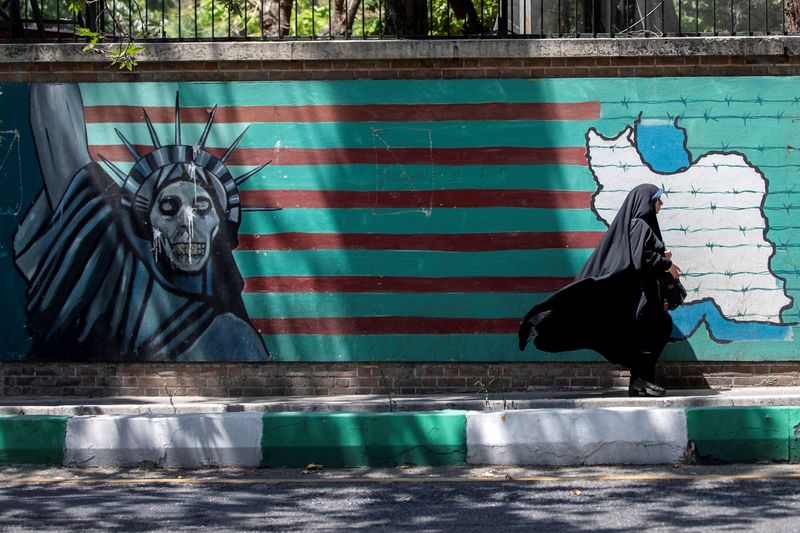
0, 0, 788, 42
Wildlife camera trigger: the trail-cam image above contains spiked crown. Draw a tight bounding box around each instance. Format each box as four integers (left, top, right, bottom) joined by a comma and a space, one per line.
99, 93, 269, 228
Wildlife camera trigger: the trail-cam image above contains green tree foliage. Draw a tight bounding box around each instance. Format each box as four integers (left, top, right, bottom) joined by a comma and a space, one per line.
51, 0, 498, 40
675, 0, 783, 34
14, 0, 784, 59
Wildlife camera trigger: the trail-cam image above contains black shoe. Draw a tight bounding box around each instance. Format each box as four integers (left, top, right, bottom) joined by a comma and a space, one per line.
627, 386, 640, 397
518, 322, 533, 351
629, 377, 666, 397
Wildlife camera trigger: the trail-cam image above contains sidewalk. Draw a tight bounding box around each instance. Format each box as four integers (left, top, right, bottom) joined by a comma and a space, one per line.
2, 387, 800, 468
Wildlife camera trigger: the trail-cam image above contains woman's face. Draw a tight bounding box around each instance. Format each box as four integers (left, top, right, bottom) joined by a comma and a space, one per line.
655, 198, 663, 214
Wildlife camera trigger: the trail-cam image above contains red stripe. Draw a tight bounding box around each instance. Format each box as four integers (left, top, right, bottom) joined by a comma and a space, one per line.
237, 231, 603, 251
243, 276, 572, 293
89, 145, 587, 166
84, 102, 600, 124
239, 189, 591, 209
251, 316, 520, 335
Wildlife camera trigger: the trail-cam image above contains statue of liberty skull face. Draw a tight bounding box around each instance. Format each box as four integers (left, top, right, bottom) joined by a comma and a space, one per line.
149, 180, 220, 273
102, 93, 273, 275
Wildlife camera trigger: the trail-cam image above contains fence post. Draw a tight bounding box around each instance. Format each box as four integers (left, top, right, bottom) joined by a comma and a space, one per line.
498, 0, 508, 35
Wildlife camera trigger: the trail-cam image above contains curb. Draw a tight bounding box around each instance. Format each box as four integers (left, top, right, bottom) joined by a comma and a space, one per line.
1, 406, 798, 467
65, 413, 264, 468
0, 416, 67, 466
262, 411, 467, 468
687, 407, 800, 462
466, 408, 688, 466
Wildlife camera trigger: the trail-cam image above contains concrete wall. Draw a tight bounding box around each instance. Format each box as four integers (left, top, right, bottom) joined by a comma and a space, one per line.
1, 37, 800, 395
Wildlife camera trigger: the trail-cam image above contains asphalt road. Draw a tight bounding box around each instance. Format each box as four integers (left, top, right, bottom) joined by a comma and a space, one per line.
1, 464, 799, 532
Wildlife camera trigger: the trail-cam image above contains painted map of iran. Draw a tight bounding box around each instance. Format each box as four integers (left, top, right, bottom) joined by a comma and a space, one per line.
586, 124, 793, 341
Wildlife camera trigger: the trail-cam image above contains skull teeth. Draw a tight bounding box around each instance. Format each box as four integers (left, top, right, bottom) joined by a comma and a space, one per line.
172, 243, 206, 257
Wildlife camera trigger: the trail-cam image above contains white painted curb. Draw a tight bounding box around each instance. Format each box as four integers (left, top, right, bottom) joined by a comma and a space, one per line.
64, 413, 263, 467
466, 408, 688, 466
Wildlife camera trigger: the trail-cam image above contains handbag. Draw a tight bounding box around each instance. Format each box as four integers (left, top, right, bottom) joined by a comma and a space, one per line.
656, 271, 687, 311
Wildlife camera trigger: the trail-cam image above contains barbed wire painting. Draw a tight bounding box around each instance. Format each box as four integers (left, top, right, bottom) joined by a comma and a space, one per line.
588, 110, 795, 344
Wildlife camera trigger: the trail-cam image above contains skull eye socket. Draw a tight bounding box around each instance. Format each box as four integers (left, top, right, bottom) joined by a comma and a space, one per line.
193, 197, 212, 216
158, 196, 180, 217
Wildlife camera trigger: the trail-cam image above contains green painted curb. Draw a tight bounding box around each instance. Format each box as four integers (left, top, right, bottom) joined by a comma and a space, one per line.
261, 411, 467, 468
0, 416, 68, 466
687, 407, 792, 462
788, 409, 800, 463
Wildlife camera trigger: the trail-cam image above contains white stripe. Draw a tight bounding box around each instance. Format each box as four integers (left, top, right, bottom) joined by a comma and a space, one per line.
466, 408, 688, 466
64, 413, 263, 468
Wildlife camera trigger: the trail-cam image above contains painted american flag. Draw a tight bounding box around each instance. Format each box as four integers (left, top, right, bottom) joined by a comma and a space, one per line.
79, 79, 615, 362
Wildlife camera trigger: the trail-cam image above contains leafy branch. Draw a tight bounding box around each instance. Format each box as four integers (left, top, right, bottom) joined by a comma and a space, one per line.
69, 0, 146, 70
108, 42, 146, 71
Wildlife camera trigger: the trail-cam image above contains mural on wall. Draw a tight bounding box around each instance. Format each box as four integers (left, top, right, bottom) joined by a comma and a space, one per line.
1, 78, 798, 362
12, 84, 270, 361
588, 117, 793, 343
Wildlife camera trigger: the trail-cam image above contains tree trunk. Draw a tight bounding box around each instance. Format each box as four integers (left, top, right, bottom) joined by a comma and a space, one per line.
448, 0, 482, 34
787, 0, 800, 31
331, 0, 363, 36
384, 0, 428, 36
263, 0, 293, 36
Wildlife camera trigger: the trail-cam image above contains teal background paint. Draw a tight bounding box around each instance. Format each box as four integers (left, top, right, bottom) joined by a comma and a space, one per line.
2, 78, 800, 362
0, 84, 40, 360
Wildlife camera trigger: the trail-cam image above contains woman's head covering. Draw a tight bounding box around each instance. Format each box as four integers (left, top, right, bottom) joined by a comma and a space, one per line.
650, 188, 663, 202
628, 183, 663, 241
576, 183, 662, 281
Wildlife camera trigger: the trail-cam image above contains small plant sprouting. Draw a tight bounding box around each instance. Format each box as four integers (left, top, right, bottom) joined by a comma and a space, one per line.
474, 377, 495, 407
378, 368, 396, 412
474, 375, 513, 410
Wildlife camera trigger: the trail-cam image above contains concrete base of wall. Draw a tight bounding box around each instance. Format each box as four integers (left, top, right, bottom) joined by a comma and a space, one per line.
3, 361, 797, 398
466, 408, 689, 466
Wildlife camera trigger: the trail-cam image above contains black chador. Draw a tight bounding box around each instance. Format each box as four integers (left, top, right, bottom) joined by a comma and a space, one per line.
519, 183, 674, 396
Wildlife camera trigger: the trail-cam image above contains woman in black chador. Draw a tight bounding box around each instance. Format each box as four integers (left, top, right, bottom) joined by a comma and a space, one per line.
519, 183, 681, 396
